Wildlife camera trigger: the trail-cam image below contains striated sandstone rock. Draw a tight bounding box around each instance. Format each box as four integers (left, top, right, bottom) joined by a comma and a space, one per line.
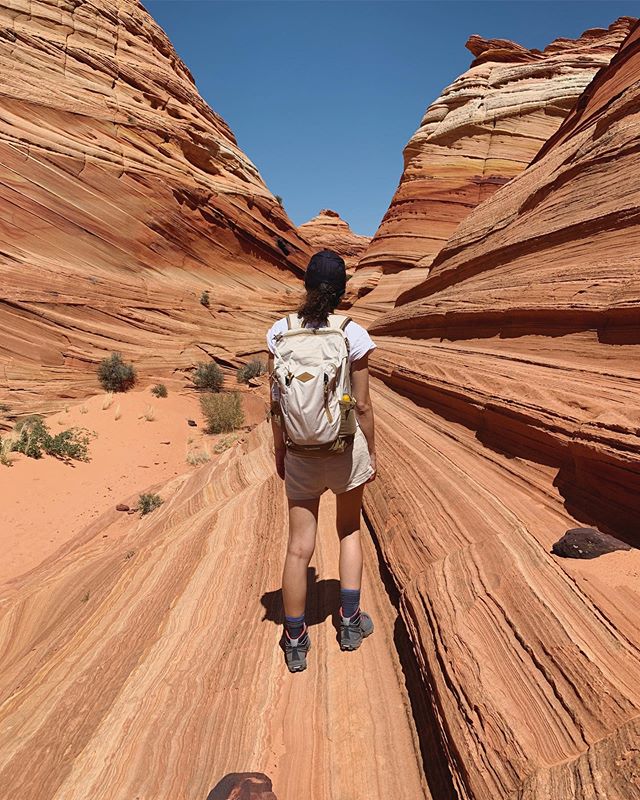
298, 209, 370, 270
0, 422, 429, 799
350, 17, 635, 312
0, 0, 309, 414
361, 19, 640, 799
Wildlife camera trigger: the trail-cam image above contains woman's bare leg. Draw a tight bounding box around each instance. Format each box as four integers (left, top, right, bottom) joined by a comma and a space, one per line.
336, 484, 365, 590
282, 496, 320, 618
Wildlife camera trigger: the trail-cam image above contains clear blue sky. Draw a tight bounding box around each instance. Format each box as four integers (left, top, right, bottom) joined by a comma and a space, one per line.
145, 1, 637, 236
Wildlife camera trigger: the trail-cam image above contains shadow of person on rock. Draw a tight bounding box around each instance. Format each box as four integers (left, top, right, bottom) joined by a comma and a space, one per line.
260, 566, 340, 633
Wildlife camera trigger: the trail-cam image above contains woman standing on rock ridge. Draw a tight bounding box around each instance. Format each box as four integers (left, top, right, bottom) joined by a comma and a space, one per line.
266, 250, 377, 673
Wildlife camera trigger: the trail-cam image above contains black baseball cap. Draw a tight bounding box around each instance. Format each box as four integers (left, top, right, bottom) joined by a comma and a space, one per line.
304, 250, 346, 296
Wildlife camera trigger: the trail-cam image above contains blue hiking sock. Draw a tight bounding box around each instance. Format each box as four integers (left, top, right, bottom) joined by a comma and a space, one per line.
341, 588, 360, 619
284, 613, 305, 640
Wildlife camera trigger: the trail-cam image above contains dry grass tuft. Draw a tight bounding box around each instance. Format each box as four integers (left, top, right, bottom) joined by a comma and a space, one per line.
0, 436, 15, 466
200, 392, 244, 434
214, 434, 239, 454
186, 448, 211, 465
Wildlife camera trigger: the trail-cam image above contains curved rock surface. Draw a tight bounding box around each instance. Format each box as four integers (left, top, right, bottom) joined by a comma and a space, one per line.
350, 17, 635, 313
3, 4, 640, 800
361, 19, 640, 798
298, 209, 370, 269
0, 0, 309, 414
0, 422, 429, 800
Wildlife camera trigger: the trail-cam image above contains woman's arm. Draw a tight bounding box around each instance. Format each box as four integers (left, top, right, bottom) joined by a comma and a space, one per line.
268, 354, 286, 479
350, 353, 376, 480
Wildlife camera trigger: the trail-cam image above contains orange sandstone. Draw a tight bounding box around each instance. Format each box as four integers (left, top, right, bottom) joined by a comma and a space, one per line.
364, 19, 640, 799
0, 0, 309, 414
349, 17, 635, 314
298, 209, 370, 270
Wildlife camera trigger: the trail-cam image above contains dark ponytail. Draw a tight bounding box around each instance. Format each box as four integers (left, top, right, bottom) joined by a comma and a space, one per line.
298, 281, 340, 327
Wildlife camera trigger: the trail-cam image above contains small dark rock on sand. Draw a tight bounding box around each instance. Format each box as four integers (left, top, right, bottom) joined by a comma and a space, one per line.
552, 527, 631, 559
116, 504, 130, 512
187, 419, 197, 427
207, 772, 276, 800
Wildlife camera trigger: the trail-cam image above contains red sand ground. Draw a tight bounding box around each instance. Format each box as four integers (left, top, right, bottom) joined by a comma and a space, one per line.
0, 385, 268, 585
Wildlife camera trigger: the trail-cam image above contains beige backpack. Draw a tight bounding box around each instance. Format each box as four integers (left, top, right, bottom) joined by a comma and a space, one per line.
272, 314, 356, 453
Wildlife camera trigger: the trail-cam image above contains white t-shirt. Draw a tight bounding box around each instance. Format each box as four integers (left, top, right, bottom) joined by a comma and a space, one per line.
266, 315, 376, 400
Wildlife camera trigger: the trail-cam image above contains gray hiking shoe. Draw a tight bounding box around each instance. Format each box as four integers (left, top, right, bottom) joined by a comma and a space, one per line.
280, 627, 311, 673
339, 609, 374, 651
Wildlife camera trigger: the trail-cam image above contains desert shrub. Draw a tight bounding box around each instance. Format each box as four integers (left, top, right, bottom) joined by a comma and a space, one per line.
200, 290, 210, 307
236, 358, 266, 384
138, 492, 163, 516
274, 195, 284, 206
151, 383, 168, 398
192, 361, 224, 392
11, 417, 90, 462
0, 437, 13, 466
200, 392, 244, 434
12, 417, 49, 459
214, 433, 238, 454
0, 402, 10, 413
14, 413, 44, 432
98, 352, 136, 392
186, 448, 210, 466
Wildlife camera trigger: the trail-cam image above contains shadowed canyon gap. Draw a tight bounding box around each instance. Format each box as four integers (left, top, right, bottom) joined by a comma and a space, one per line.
1, 3, 640, 800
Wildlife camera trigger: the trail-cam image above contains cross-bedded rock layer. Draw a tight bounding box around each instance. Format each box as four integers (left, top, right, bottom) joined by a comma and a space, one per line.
2, 4, 640, 800
298, 209, 370, 270
0, 0, 309, 414
362, 19, 640, 799
0, 422, 429, 800
349, 17, 635, 315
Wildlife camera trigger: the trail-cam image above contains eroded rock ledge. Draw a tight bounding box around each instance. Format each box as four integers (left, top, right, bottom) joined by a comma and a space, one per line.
350, 17, 635, 314
0, 0, 309, 413
362, 19, 640, 798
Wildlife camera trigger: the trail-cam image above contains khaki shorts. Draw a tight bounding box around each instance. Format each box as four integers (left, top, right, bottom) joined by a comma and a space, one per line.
284, 426, 374, 501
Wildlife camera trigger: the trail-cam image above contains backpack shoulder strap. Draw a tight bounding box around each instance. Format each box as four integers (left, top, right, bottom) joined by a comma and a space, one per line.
286, 313, 303, 330
328, 314, 352, 332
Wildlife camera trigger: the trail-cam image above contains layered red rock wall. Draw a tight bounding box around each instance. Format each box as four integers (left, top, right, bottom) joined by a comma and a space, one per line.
0, 0, 309, 413
298, 208, 370, 270
362, 19, 640, 798
349, 18, 635, 315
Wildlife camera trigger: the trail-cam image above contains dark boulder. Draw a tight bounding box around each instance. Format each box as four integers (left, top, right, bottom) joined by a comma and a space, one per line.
206, 772, 277, 800
552, 527, 631, 559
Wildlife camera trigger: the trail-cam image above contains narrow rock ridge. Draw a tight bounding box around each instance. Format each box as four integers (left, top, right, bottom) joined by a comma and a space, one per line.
298, 209, 370, 269
0, 0, 309, 413
358, 19, 640, 797
349, 17, 635, 314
